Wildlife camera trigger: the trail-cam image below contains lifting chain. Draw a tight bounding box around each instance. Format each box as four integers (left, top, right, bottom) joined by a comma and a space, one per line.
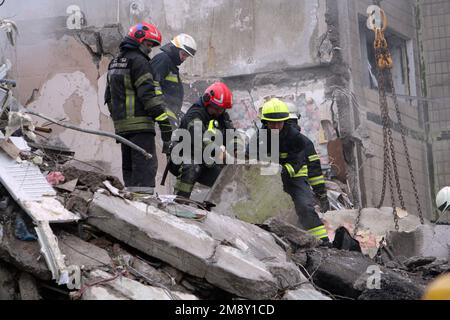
354, 5, 425, 235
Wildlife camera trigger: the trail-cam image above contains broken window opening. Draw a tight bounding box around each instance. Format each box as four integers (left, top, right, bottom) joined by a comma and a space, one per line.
359, 18, 415, 97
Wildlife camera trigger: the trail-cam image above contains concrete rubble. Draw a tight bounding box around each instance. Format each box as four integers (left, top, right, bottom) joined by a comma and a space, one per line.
0, 135, 448, 301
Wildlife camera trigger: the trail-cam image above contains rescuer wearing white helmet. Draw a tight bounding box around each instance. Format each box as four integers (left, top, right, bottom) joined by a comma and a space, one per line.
150, 33, 197, 127
436, 186, 450, 222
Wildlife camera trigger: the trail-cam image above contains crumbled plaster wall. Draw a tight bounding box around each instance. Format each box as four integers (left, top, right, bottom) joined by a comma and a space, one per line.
0, 0, 334, 190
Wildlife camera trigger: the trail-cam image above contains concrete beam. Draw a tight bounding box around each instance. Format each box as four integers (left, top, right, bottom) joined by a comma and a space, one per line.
87, 192, 306, 299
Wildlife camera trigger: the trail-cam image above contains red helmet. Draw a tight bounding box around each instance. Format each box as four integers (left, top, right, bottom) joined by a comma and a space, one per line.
128, 22, 162, 46
202, 82, 233, 109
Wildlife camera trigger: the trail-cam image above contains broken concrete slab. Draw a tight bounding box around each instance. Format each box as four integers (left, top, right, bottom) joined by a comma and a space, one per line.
0, 222, 51, 280
305, 248, 425, 300
129, 257, 176, 289
305, 248, 374, 299
282, 285, 332, 300
205, 164, 296, 224
262, 217, 319, 249
355, 271, 425, 300
323, 208, 425, 258
81, 269, 198, 300
0, 261, 18, 300
386, 224, 450, 261
58, 231, 112, 270
88, 192, 306, 299
403, 256, 437, 270
18, 272, 41, 300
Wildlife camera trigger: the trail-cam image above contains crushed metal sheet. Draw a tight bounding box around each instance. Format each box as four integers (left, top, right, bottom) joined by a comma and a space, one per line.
9, 136, 31, 152
0, 151, 56, 201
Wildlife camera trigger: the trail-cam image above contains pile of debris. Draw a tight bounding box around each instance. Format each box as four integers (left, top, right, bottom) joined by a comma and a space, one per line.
0, 133, 449, 300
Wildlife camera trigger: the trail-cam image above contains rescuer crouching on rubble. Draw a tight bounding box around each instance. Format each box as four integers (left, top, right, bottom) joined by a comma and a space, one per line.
285, 103, 330, 214
257, 98, 331, 245
168, 82, 239, 199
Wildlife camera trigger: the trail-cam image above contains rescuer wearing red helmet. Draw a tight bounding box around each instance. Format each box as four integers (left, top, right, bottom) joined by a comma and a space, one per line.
168, 82, 238, 198
104, 22, 172, 194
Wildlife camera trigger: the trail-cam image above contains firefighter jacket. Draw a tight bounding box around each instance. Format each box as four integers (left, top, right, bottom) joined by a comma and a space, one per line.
150, 43, 184, 120
104, 36, 172, 141
285, 120, 326, 196
256, 123, 308, 178
174, 99, 236, 162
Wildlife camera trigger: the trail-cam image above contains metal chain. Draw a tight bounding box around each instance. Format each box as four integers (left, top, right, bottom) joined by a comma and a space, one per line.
385, 69, 425, 224
374, 36, 400, 231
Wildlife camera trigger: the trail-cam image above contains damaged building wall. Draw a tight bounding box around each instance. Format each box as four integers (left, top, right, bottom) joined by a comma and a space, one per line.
417, 0, 450, 221
336, 0, 433, 219
0, 0, 333, 199
1, 0, 440, 222
2, 0, 327, 185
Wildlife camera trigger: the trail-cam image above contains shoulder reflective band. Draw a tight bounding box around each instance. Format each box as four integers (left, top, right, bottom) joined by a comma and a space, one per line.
280, 152, 288, 159
155, 112, 169, 122
309, 175, 325, 186
308, 154, 321, 162
134, 73, 152, 88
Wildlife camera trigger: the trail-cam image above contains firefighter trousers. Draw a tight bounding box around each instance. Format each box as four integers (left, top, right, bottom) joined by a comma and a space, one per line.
282, 175, 329, 241
169, 162, 223, 199
121, 132, 157, 191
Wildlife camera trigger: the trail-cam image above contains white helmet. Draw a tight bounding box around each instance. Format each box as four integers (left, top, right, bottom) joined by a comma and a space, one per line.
436, 186, 450, 213
285, 101, 300, 120
171, 33, 197, 57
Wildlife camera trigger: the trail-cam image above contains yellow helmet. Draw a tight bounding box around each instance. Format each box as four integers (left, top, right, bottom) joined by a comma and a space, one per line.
422, 274, 450, 300
260, 98, 290, 122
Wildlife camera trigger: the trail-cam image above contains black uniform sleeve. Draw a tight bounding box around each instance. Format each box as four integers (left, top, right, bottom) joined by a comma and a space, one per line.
282, 127, 306, 174
150, 54, 171, 83
304, 137, 326, 195
130, 55, 165, 119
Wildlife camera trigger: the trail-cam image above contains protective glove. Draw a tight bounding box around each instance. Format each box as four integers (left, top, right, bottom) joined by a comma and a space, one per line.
317, 193, 330, 213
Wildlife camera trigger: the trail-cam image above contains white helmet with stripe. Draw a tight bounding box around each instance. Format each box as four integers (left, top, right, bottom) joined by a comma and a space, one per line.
436, 186, 450, 213
171, 33, 197, 57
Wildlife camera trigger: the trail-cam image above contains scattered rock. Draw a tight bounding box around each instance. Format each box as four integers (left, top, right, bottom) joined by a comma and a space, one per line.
81, 269, 198, 300
18, 272, 41, 300
262, 217, 320, 249
403, 256, 437, 270
0, 261, 18, 300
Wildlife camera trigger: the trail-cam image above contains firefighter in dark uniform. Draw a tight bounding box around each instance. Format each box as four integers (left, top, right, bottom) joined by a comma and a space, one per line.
104, 22, 172, 194
168, 82, 236, 199
259, 98, 331, 244
150, 33, 197, 126
285, 107, 330, 213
